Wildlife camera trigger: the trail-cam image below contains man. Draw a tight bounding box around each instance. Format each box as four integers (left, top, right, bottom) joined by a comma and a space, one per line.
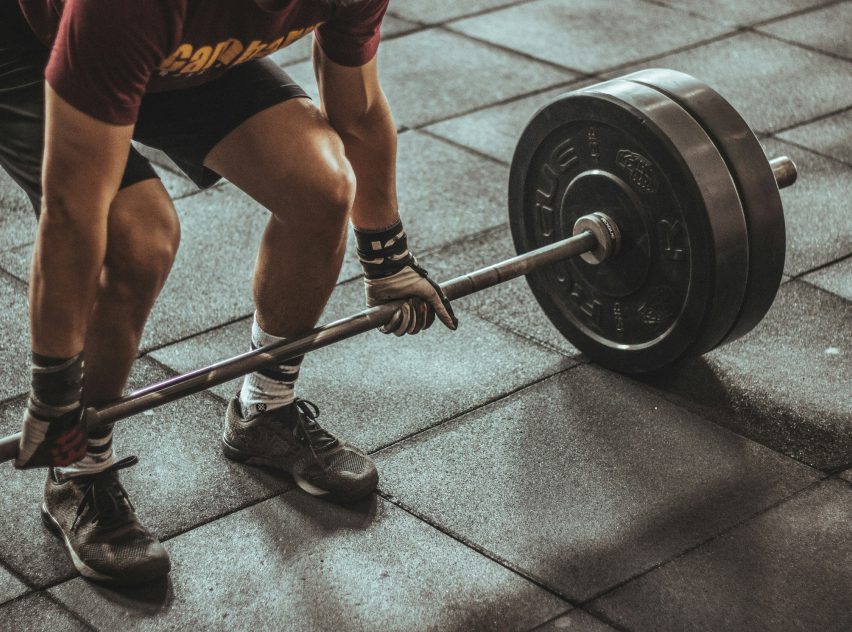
0, 0, 457, 586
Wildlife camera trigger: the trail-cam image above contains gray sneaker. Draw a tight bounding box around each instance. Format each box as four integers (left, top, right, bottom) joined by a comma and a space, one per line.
41, 456, 171, 585
222, 398, 378, 502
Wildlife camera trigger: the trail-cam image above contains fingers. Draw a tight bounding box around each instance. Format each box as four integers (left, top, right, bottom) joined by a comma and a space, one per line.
381, 300, 432, 336
424, 278, 458, 331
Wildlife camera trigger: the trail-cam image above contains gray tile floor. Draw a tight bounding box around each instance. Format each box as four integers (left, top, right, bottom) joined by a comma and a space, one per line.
1, 1, 850, 630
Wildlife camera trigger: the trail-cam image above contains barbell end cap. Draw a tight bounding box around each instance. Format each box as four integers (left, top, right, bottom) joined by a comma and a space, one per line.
572, 212, 621, 265
770, 156, 797, 190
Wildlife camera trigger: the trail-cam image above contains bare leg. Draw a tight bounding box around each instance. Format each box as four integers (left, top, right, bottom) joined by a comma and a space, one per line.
83, 179, 180, 405
204, 98, 355, 337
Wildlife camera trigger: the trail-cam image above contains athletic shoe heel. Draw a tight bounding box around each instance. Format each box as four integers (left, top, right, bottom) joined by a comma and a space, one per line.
221, 437, 251, 462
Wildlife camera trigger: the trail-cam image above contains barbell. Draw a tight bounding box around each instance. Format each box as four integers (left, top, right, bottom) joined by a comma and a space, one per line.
0, 69, 796, 464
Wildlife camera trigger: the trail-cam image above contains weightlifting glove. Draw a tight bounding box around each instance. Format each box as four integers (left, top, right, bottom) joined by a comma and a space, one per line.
15, 353, 88, 469
355, 218, 458, 336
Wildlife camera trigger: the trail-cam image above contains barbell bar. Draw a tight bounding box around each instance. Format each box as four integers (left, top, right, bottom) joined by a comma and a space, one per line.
0, 156, 792, 465
0, 216, 608, 463
0, 68, 798, 465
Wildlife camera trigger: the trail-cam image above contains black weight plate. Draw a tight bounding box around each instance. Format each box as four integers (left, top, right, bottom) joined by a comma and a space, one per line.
622, 69, 786, 348
509, 79, 749, 373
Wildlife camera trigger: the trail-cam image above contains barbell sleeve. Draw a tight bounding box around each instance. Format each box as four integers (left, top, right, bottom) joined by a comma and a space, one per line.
0, 227, 601, 464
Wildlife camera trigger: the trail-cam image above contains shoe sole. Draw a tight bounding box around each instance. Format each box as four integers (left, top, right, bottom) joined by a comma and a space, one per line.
221, 435, 376, 501
41, 504, 169, 586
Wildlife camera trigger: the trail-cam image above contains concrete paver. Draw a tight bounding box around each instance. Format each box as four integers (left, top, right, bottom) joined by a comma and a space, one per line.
803, 257, 852, 301
0, 170, 34, 252
0, 273, 31, 401
0, 358, 292, 587
763, 138, 852, 277
0, 564, 27, 606
654, 0, 829, 26
777, 109, 852, 166
376, 367, 819, 602
641, 281, 852, 471
51, 493, 568, 632
451, 0, 729, 72
150, 277, 575, 452
591, 480, 852, 632
270, 15, 419, 66
391, 0, 522, 24
534, 609, 618, 631
425, 83, 590, 164
0, 593, 89, 632
758, 1, 852, 59
285, 28, 575, 128
611, 32, 852, 134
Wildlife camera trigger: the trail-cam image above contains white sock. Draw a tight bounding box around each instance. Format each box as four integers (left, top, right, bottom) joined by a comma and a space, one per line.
238, 314, 303, 418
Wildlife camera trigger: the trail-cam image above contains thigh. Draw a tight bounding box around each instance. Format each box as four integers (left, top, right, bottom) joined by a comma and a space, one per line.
133, 58, 309, 190
202, 96, 351, 214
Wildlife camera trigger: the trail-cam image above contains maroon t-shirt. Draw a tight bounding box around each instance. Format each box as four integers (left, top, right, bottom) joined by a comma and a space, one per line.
17, 0, 388, 125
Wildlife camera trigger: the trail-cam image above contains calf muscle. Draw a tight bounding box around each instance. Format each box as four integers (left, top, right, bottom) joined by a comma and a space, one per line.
30, 85, 134, 357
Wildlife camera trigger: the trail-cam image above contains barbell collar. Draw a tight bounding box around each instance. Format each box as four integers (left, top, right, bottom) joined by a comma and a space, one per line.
770, 156, 797, 190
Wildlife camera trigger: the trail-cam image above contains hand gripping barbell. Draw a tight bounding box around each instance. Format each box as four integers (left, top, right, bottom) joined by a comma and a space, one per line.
0, 69, 796, 464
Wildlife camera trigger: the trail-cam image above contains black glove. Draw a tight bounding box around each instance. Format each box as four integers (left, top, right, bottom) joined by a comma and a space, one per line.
355, 218, 457, 336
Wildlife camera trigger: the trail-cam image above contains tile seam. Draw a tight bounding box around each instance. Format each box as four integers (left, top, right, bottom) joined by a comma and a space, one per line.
370, 364, 581, 456
389, 0, 542, 29
630, 379, 846, 473
42, 590, 99, 632
746, 0, 850, 29
750, 27, 852, 64
578, 476, 832, 607
377, 488, 580, 606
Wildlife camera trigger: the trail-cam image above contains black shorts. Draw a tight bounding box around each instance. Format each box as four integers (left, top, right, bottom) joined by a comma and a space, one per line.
0, 2, 308, 212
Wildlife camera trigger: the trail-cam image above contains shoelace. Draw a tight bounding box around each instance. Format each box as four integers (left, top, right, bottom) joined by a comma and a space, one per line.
71, 455, 138, 529
292, 399, 340, 459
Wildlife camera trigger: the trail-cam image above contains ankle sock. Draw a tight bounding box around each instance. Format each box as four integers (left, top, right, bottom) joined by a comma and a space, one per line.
55, 424, 115, 480
239, 314, 304, 417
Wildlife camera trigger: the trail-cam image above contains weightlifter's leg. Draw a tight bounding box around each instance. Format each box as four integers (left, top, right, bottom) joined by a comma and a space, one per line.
55, 178, 180, 477
205, 97, 377, 501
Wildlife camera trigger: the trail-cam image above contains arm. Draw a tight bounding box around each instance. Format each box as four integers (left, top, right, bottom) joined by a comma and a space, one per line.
312, 40, 398, 231
313, 42, 456, 334
31, 85, 133, 357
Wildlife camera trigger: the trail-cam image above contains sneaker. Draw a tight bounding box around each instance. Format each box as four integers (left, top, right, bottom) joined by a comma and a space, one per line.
41, 456, 171, 585
222, 398, 378, 502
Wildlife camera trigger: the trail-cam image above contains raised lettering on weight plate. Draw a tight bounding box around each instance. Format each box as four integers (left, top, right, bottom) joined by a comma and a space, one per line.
658, 219, 688, 261
612, 302, 625, 334
570, 285, 603, 324
535, 164, 556, 238
587, 127, 600, 165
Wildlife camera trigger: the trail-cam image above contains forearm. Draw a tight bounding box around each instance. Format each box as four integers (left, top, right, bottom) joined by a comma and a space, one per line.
30, 196, 110, 357
333, 91, 399, 230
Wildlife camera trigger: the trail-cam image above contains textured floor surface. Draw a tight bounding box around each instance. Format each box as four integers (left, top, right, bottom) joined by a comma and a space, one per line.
0, 1, 849, 630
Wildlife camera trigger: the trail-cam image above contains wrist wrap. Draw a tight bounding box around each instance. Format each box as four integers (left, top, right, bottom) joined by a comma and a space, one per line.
355, 218, 413, 279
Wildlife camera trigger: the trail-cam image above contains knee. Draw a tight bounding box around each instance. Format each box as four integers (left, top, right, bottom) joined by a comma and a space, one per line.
103, 197, 180, 303
308, 156, 357, 225
269, 147, 356, 228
